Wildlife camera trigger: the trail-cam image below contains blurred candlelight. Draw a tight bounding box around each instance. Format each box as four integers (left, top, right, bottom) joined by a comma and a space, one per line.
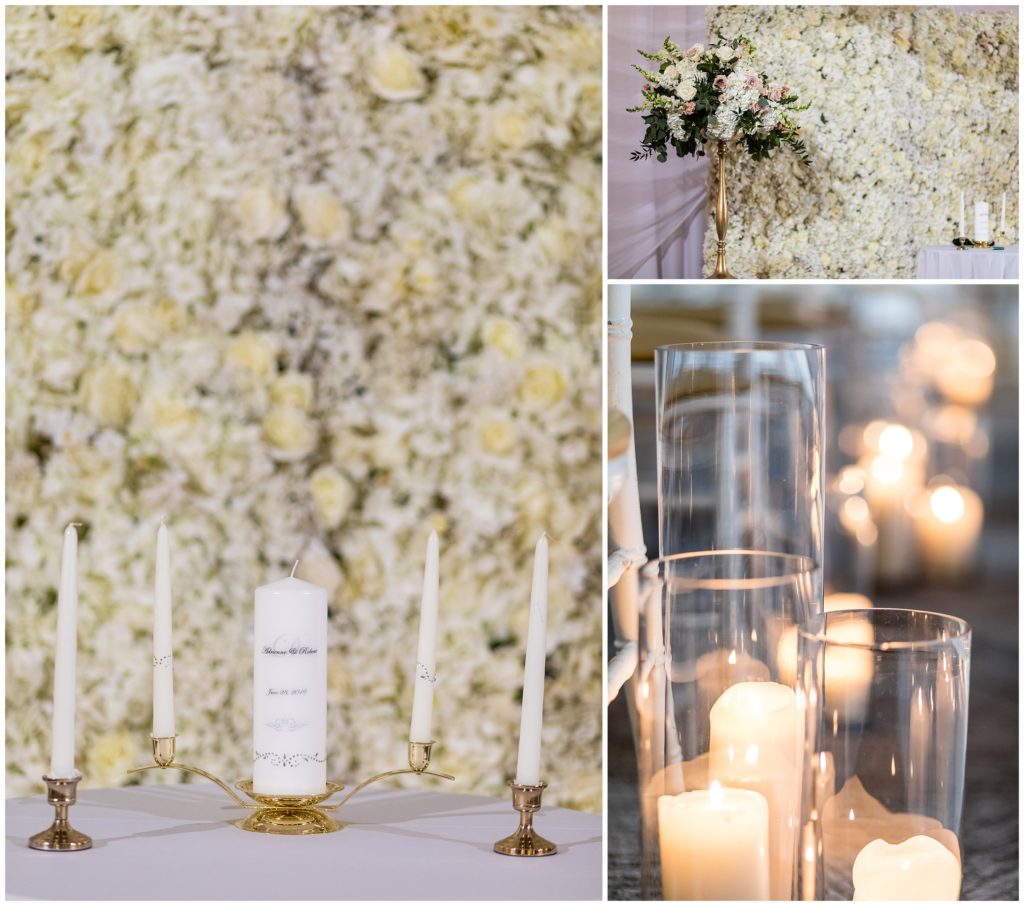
934, 338, 995, 406
911, 482, 983, 581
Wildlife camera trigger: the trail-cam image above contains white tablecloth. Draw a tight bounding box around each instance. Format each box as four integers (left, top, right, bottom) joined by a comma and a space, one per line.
916, 245, 1019, 279
6, 783, 601, 900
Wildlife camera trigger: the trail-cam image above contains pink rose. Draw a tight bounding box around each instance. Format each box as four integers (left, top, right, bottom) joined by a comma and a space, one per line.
643, 84, 650, 92
683, 101, 696, 115
713, 74, 729, 91
750, 101, 763, 113
767, 85, 783, 102
743, 74, 761, 91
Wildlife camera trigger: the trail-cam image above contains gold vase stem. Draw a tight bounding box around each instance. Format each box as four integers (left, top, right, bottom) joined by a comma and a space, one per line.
710, 140, 735, 279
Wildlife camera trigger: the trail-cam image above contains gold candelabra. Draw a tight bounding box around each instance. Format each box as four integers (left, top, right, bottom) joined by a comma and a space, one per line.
28, 774, 92, 851
128, 736, 454, 835
493, 781, 558, 857
709, 140, 735, 280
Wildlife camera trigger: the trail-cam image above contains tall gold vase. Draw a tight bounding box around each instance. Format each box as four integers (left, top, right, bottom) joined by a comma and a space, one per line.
709, 140, 735, 279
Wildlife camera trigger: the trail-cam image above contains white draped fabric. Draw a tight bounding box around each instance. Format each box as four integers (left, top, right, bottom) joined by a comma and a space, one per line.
916, 245, 1020, 279
608, 6, 709, 279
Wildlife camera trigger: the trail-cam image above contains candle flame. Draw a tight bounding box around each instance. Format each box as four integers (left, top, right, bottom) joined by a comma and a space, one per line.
708, 780, 724, 807
891, 755, 896, 776
848, 809, 855, 821
930, 485, 965, 524
870, 455, 904, 485
744, 744, 759, 766
727, 649, 737, 665
878, 424, 914, 460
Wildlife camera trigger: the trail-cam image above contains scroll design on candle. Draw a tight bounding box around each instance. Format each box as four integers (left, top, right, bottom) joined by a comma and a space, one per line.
416, 662, 437, 684
152, 655, 172, 667
254, 751, 327, 768
266, 718, 308, 732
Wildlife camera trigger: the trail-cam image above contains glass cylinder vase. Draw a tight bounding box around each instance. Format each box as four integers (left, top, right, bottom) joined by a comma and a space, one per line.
654, 342, 826, 594
797, 608, 971, 901
635, 551, 817, 901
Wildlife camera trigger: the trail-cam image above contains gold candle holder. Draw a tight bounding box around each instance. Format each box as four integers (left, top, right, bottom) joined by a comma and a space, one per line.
28, 774, 92, 851
128, 736, 454, 835
709, 140, 735, 280
493, 780, 558, 857
952, 236, 973, 250
973, 237, 994, 249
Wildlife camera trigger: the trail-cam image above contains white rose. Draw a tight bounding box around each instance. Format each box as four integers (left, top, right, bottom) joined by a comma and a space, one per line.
75, 249, 122, 302
295, 185, 349, 241
715, 45, 736, 62
478, 416, 518, 455
269, 371, 315, 412
486, 105, 535, 151
518, 362, 567, 408
366, 43, 426, 101
663, 64, 679, 81
296, 539, 344, 598
236, 185, 287, 241
263, 407, 317, 460
676, 79, 697, 101
310, 465, 355, 528
223, 332, 277, 378
482, 317, 527, 359
81, 363, 136, 428
113, 298, 184, 354
86, 731, 138, 789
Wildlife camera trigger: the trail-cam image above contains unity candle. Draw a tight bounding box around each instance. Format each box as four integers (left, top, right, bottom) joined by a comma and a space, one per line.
709, 681, 798, 900
252, 566, 328, 795
50, 524, 80, 778
515, 534, 548, 786
913, 483, 983, 581
852, 835, 961, 900
409, 531, 439, 743
658, 782, 770, 900
974, 201, 990, 243
152, 523, 175, 738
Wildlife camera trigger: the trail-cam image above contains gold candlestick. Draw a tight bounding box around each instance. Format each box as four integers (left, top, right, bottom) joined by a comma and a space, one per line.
28, 774, 92, 851
493, 781, 558, 857
710, 140, 735, 280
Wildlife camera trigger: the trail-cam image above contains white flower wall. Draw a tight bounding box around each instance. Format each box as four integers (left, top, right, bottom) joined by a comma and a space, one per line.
703, 6, 1019, 278
6, 6, 603, 811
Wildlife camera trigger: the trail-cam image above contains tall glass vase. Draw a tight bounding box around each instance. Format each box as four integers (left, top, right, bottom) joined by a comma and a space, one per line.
796, 608, 971, 901
636, 551, 817, 900
654, 342, 826, 596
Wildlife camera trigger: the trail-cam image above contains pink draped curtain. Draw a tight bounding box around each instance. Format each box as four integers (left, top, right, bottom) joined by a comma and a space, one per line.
608, 5, 709, 279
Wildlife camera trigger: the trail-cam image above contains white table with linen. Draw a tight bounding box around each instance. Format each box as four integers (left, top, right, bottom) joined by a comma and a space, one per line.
915, 245, 1019, 279
6, 783, 601, 900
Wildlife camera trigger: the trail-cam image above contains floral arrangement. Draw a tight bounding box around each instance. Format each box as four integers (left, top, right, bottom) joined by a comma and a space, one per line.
629, 35, 810, 165
702, 6, 1018, 277
5, 6, 602, 811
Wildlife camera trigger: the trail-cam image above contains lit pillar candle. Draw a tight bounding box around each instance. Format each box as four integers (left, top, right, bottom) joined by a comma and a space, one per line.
934, 338, 995, 406
658, 782, 770, 900
409, 530, 439, 743
49, 524, 80, 778
252, 565, 328, 795
515, 534, 548, 786
913, 483, 983, 581
152, 523, 175, 738
709, 681, 798, 900
852, 835, 961, 900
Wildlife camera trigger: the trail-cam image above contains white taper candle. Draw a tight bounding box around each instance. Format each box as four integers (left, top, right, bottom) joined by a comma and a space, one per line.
49, 524, 79, 778
515, 533, 548, 786
152, 522, 175, 737
1001, 191, 1007, 232
959, 190, 965, 237
410, 530, 440, 743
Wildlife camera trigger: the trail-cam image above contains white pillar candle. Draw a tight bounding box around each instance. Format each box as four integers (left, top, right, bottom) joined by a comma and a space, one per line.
152, 523, 175, 738
934, 338, 996, 406
959, 190, 965, 237
514, 534, 548, 786
913, 483, 983, 581
709, 681, 798, 900
49, 524, 80, 779
252, 566, 328, 795
974, 201, 989, 242
658, 782, 771, 900
852, 835, 961, 900
777, 594, 874, 722
409, 530, 439, 743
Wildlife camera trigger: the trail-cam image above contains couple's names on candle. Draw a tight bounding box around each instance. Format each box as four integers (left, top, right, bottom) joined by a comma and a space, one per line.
261, 636, 319, 656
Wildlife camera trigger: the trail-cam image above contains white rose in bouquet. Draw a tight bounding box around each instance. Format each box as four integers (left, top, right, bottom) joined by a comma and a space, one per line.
366, 42, 426, 101
676, 79, 697, 101
715, 44, 737, 62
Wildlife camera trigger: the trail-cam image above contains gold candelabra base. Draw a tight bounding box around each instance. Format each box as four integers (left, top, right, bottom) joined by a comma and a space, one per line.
973, 238, 994, 249
493, 781, 557, 857
28, 774, 93, 851
128, 736, 454, 835
952, 236, 973, 250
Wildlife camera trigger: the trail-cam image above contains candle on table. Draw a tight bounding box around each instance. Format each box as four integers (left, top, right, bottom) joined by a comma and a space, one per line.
252, 564, 328, 795
50, 524, 80, 778
658, 782, 770, 900
974, 201, 989, 242
709, 681, 798, 900
777, 594, 874, 722
934, 338, 995, 406
515, 534, 548, 786
912, 483, 983, 581
1000, 191, 1007, 232
852, 835, 961, 900
152, 523, 175, 738
958, 191, 965, 237
409, 530, 439, 743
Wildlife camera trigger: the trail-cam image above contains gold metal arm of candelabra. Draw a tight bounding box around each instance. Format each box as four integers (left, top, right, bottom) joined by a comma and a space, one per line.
127, 736, 253, 809
322, 740, 454, 811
